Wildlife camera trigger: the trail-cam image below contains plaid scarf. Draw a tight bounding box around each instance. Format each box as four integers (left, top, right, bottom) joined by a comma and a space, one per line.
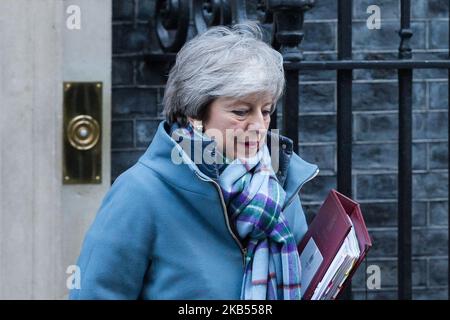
218, 143, 302, 300
170, 122, 302, 300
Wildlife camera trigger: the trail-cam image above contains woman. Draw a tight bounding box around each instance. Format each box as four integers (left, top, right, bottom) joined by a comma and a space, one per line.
69, 22, 319, 300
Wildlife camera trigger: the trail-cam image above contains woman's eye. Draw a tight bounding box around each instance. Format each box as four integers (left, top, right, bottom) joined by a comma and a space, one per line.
262, 110, 271, 117
232, 110, 248, 117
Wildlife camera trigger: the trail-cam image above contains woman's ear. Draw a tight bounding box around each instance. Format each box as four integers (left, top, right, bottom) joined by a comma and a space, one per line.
187, 117, 204, 133
187, 117, 195, 127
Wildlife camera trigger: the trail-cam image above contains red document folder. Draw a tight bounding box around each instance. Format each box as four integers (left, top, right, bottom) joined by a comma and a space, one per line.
297, 189, 372, 300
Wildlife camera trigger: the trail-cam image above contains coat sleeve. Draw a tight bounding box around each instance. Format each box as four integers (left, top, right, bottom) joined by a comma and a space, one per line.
69, 169, 154, 300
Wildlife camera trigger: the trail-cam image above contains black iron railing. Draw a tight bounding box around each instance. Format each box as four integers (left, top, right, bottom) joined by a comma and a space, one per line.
146, 0, 450, 300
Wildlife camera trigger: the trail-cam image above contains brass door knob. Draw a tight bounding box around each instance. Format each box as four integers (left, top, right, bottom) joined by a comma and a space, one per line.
67, 115, 100, 151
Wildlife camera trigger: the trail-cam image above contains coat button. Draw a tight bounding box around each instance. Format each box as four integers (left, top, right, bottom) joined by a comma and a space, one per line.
281, 144, 286, 149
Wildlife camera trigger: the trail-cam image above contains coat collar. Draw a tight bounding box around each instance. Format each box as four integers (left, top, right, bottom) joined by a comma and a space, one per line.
138, 120, 319, 202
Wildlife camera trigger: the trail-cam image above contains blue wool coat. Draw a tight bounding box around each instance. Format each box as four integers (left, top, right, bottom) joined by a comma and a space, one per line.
69, 120, 319, 300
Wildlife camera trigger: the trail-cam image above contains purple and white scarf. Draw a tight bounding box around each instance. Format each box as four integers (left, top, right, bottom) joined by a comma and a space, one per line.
218, 143, 302, 300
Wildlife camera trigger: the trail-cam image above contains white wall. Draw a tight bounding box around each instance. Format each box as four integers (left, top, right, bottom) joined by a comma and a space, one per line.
0, 0, 111, 299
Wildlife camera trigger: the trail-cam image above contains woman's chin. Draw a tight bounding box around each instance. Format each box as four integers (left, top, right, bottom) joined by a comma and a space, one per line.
234, 148, 259, 160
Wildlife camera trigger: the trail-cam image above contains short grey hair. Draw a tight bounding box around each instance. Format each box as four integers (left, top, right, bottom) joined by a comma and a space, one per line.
162, 21, 285, 126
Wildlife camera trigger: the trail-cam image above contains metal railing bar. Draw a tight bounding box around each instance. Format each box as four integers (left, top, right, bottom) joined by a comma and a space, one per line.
337, 0, 354, 300
447, 0, 450, 300
284, 60, 450, 70
397, 0, 413, 300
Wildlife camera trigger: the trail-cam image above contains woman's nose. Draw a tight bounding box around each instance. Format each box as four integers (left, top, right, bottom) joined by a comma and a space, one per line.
247, 112, 265, 130
247, 121, 262, 130
246, 118, 266, 140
